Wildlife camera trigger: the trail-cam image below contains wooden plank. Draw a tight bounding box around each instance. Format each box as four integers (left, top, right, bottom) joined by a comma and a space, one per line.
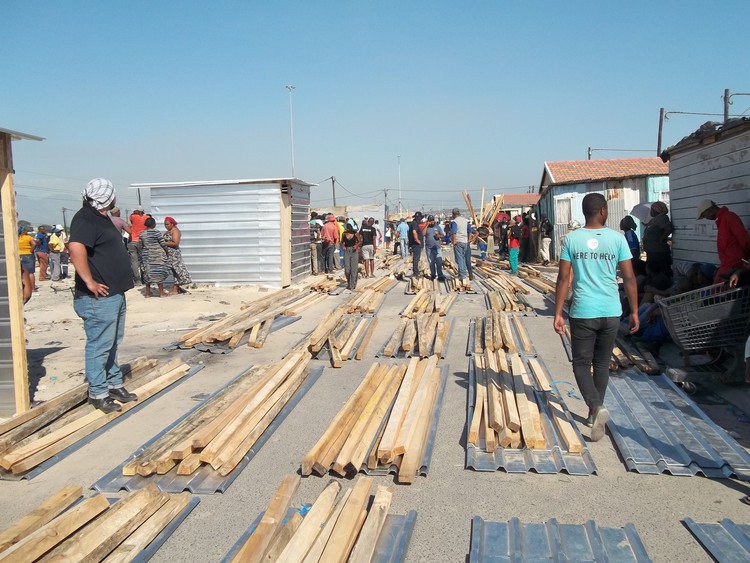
492, 311, 504, 350
231, 474, 300, 563
468, 357, 485, 445
42, 484, 168, 563
484, 350, 505, 432
0, 485, 82, 552
401, 319, 417, 352
526, 358, 552, 392
474, 317, 484, 355
512, 315, 532, 353
510, 356, 545, 449
382, 318, 408, 357
499, 314, 516, 353
300, 488, 351, 563
277, 481, 341, 562
329, 340, 343, 369
261, 511, 303, 562
377, 358, 421, 463
340, 318, 369, 359
548, 396, 584, 454
496, 352, 521, 433
102, 494, 191, 563
0, 495, 110, 562
399, 366, 440, 483
354, 318, 378, 361
319, 477, 373, 563
416, 314, 430, 357
253, 318, 274, 349
246, 322, 262, 347
349, 485, 393, 563
392, 356, 436, 458
0, 385, 87, 442
175, 453, 202, 476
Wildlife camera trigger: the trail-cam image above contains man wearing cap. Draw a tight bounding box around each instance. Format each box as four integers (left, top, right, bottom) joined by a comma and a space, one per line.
451, 208, 472, 282
48, 227, 65, 281
128, 206, 148, 286
539, 214, 553, 266
697, 200, 750, 283
69, 178, 137, 414
425, 215, 445, 281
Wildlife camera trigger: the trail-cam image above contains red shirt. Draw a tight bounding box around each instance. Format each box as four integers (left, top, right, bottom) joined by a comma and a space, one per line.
715, 206, 750, 279
130, 213, 148, 242
320, 222, 340, 244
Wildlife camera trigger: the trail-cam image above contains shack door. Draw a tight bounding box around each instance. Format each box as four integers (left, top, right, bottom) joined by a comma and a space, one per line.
280, 191, 292, 287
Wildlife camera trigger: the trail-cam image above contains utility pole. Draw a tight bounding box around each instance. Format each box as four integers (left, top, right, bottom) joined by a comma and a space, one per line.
331, 176, 337, 207
397, 155, 402, 216
724, 88, 730, 123
61, 207, 67, 233
657, 107, 665, 155
286, 85, 296, 177
587, 147, 592, 160
383, 188, 389, 218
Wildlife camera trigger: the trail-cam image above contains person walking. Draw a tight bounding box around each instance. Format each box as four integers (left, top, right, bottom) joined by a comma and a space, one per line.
451, 208, 473, 282
109, 206, 131, 246
642, 201, 673, 279
359, 218, 377, 278
163, 217, 192, 294
409, 212, 424, 277
508, 216, 522, 274
397, 217, 409, 259
34, 225, 50, 281
128, 206, 148, 286
68, 178, 137, 413
320, 214, 340, 274
697, 200, 750, 283
18, 226, 36, 303
309, 212, 323, 275
48, 227, 65, 281
425, 215, 445, 281
342, 223, 362, 290
141, 217, 170, 298
553, 193, 639, 442
539, 214, 553, 266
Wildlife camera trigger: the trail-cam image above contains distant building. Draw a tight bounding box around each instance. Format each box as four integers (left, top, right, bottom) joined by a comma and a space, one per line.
660, 118, 750, 271
492, 193, 540, 220
537, 157, 669, 259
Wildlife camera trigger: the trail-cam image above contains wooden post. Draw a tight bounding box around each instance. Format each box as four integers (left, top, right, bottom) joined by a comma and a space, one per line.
0, 132, 29, 415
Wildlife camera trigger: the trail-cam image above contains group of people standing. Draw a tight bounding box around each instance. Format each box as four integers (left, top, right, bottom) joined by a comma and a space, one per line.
17, 223, 69, 303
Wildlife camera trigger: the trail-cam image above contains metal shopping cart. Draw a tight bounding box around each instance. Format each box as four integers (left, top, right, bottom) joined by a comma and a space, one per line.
657, 283, 750, 383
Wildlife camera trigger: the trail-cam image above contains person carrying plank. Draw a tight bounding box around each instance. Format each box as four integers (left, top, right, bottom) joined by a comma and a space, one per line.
553, 193, 639, 441
69, 178, 138, 413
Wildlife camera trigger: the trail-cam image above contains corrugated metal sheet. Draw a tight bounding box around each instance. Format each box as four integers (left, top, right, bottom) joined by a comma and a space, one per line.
683, 518, 750, 563
604, 370, 750, 477
92, 366, 323, 494
147, 180, 311, 286
221, 507, 416, 563
465, 358, 597, 476
470, 517, 652, 563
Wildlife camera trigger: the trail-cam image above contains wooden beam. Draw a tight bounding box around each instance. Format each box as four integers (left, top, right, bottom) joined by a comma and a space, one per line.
348, 485, 393, 563
277, 481, 341, 561
301, 488, 351, 563
399, 366, 440, 483
262, 511, 303, 562
319, 477, 373, 563
377, 358, 421, 463
354, 318, 378, 361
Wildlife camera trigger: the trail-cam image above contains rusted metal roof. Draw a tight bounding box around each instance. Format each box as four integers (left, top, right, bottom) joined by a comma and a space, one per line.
544, 157, 668, 186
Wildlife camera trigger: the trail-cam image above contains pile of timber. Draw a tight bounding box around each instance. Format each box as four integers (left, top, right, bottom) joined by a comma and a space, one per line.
0, 358, 191, 476
378, 254, 403, 270
473, 262, 531, 295
381, 314, 451, 358
470, 313, 533, 355
346, 288, 386, 314
407, 274, 441, 293
469, 350, 583, 454
486, 289, 533, 313
178, 287, 317, 349
440, 256, 476, 292
357, 274, 399, 293
615, 337, 660, 374
308, 309, 378, 367
302, 356, 442, 483
122, 352, 312, 479
310, 275, 346, 293
231, 475, 398, 563
517, 267, 556, 294
0, 483, 192, 562
401, 289, 456, 318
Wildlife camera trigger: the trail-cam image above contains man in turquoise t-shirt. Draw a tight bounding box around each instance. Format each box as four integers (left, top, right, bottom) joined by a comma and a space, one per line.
554, 193, 639, 442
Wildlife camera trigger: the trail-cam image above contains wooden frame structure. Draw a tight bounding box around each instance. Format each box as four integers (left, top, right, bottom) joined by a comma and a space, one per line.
0, 127, 44, 416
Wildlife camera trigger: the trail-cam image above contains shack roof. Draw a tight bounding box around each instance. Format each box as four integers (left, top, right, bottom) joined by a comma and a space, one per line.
541, 157, 668, 189
659, 117, 750, 162
499, 193, 540, 207
0, 127, 45, 142
130, 177, 316, 189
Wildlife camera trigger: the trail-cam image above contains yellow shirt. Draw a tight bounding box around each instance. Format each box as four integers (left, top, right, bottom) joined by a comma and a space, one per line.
18, 234, 35, 255
49, 233, 64, 252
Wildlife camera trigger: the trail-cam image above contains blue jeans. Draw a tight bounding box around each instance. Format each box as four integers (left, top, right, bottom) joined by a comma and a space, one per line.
509, 247, 519, 273
427, 246, 444, 280
453, 242, 470, 279
73, 293, 127, 399
399, 238, 408, 259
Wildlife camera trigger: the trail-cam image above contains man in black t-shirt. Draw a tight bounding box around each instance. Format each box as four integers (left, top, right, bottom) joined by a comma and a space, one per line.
359, 218, 377, 278
409, 212, 424, 277
69, 178, 137, 413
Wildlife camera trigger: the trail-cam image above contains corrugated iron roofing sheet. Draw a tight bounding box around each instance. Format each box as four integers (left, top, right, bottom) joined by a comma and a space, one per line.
683, 518, 750, 563
545, 157, 668, 185
465, 358, 597, 476
470, 517, 652, 563
604, 370, 750, 477
92, 366, 323, 494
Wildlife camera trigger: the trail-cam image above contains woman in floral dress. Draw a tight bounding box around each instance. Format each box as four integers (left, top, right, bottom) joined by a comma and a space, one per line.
141, 217, 170, 297
163, 216, 192, 294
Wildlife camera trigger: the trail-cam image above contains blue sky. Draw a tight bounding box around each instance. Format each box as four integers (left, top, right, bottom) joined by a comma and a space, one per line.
4, 0, 748, 224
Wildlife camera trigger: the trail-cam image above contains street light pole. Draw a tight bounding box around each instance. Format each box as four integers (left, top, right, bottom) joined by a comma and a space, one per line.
286, 85, 296, 177
397, 155, 402, 216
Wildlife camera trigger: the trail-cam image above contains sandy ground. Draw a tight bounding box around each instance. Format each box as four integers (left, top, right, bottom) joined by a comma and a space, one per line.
3, 262, 750, 562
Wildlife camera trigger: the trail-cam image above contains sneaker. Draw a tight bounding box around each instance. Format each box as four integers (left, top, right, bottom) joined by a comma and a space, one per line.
89, 396, 122, 413
109, 387, 138, 403
590, 407, 609, 441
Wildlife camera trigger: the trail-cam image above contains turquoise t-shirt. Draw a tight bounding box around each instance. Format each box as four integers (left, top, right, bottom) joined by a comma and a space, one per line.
560, 227, 632, 319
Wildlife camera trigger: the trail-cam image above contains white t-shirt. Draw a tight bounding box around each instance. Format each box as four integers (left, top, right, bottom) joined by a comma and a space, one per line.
745, 335, 750, 360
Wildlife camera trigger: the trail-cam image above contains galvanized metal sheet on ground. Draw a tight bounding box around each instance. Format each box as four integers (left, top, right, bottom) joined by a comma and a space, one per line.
221, 507, 417, 563
465, 359, 597, 475
129, 495, 200, 563
0, 365, 205, 482
163, 315, 301, 354
683, 518, 750, 563
604, 370, 750, 478
360, 364, 449, 478
92, 366, 324, 494
375, 319, 454, 359
470, 517, 652, 563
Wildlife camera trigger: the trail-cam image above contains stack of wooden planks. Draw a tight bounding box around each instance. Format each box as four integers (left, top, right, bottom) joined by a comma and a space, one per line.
346, 288, 386, 314
470, 313, 524, 355
407, 274, 441, 293
0, 483, 193, 562
302, 356, 442, 483
439, 256, 476, 292
0, 358, 191, 476
469, 350, 583, 454
378, 254, 404, 270
473, 262, 531, 295
518, 269, 556, 294
121, 352, 312, 479
357, 274, 398, 293
485, 289, 533, 313
308, 311, 378, 367
381, 314, 451, 358
615, 337, 660, 374
401, 289, 456, 318
310, 275, 345, 293
230, 475, 398, 563
178, 287, 314, 349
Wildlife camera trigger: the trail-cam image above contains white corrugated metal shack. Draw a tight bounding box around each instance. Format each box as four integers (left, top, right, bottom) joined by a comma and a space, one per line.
660, 118, 750, 271
130, 178, 314, 287
537, 158, 670, 259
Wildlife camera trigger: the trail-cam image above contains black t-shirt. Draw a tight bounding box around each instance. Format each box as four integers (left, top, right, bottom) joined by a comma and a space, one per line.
342, 232, 358, 248
360, 224, 375, 246
409, 220, 423, 247
69, 204, 135, 297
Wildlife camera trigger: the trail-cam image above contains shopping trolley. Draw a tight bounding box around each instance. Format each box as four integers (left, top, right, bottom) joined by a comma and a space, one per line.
657, 283, 750, 383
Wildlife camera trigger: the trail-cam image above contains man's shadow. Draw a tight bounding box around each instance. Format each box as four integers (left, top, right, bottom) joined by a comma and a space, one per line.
27, 346, 66, 403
